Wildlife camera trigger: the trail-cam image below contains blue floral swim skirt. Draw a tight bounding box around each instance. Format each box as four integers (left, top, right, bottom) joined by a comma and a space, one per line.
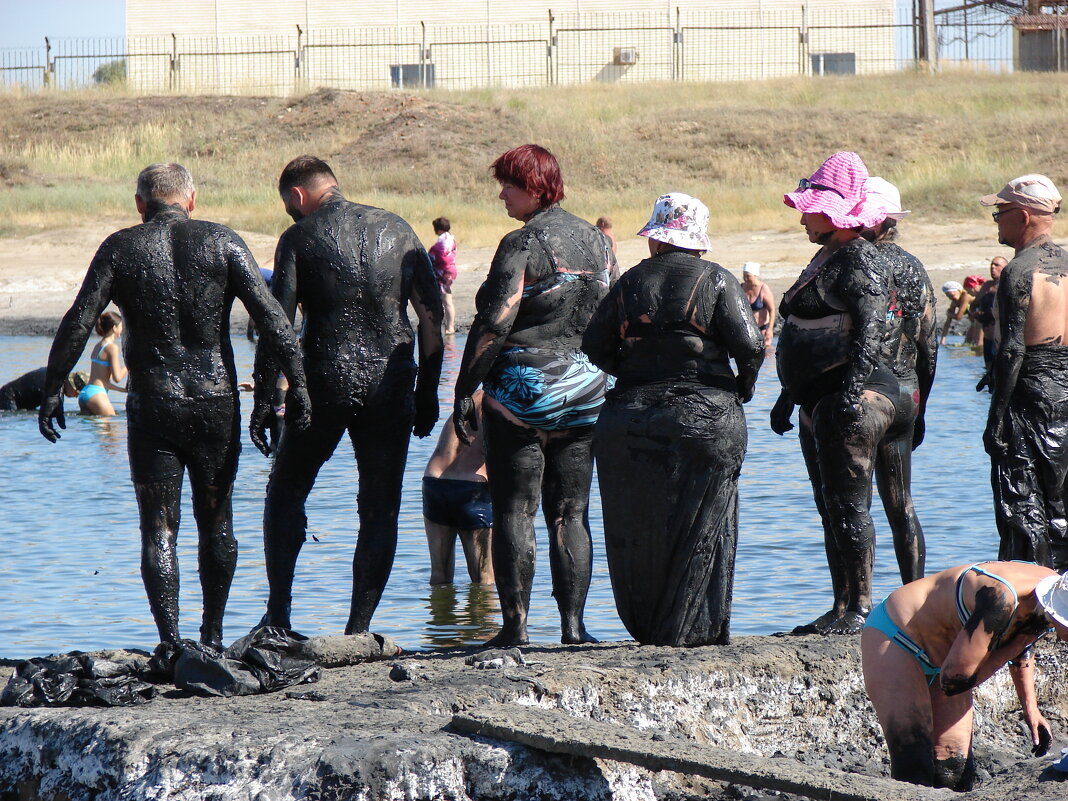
483, 346, 607, 430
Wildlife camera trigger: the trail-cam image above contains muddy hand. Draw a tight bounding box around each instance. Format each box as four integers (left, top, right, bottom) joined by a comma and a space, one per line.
250, 398, 274, 457
454, 395, 477, 445
770, 391, 795, 435
1032, 720, 1053, 757
413, 385, 439, 438
38, 394, 66, 443
285, 385, 311, 431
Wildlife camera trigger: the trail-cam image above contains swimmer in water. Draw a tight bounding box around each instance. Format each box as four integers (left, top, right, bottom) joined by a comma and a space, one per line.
454, 144, 618, 647
862, 561, 1068, 790
583, 192, 764, 646
938, 280, 975, 346
0, 368, 84, 411
971, 256, 1008, 376
40, 162, 309, 650
741, 262, 776, 349
78, 310, 128, 416
861, 177, 937, 586
254, 155, 443, 636
422, 390, 494, 585
771, 152, 901, 636
980, 174, 1068, 571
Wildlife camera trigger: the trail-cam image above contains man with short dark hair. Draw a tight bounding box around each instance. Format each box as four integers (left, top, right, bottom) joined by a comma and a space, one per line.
254, 155, 443, 635
980, 174, 1068, 570
40, 162, 309, 649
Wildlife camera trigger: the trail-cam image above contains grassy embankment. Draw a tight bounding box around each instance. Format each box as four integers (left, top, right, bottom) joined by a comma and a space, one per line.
1, 71, 1067, 247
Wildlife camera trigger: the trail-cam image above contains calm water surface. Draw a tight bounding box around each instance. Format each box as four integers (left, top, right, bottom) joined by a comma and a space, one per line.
0, 334, 995, 658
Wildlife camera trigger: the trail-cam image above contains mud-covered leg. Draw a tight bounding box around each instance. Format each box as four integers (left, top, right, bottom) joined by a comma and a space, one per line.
542, 426, 597, 644
345, 396, 414, 635
262, 416, 345, 630
482, 403, 543, 647
191, 480, 237, 649
875, 422, 925, 584
931, 687, 977, 791
135, 476, 185, 646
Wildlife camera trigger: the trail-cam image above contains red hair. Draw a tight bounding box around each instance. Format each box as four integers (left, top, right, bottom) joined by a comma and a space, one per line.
490, 144, 564, 208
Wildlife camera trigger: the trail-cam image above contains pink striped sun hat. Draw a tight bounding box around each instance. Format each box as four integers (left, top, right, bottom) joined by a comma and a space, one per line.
784, 151, 887, 230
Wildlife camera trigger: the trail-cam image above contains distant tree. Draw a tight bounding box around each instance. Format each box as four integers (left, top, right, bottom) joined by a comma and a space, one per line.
93, 59, 126, 85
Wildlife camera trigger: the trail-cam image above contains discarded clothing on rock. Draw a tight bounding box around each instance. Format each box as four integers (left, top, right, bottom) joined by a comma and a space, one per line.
1, 651, 157, 708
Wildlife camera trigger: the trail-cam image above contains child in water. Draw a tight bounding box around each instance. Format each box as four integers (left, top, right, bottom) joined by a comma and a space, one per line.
428, 217, 457, 334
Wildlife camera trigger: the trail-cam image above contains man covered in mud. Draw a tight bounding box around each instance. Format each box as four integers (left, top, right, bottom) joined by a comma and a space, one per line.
39, 162, 309, 649
980, 174, 1068, 571
863, 561, 1067, 790
862, 177, 936, 586
253, 155, 443, 635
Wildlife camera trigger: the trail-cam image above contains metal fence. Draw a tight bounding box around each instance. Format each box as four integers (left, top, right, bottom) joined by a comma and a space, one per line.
0, 7, 1040, 95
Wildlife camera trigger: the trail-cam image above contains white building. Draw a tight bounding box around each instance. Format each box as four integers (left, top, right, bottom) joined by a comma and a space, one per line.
124, 0, 898, 94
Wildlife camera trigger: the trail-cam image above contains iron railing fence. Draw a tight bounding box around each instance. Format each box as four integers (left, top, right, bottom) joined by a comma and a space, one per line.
0, 8, 1039, 95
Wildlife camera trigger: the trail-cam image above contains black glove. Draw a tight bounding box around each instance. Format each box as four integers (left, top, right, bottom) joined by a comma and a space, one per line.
39, 394, 66, 443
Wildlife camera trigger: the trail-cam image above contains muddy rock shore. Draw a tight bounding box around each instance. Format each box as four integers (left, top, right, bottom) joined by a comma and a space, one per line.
2, 635, 1067, 801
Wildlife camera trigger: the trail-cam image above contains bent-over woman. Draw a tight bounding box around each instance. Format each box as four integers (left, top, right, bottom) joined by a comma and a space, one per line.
771, 151, 903, 635
80, 310, 127, 415
453, 144, 618, 647
582, 193, 764, 646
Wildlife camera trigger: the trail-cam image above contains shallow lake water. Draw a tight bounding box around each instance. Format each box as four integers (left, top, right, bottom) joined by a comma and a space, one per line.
0, 333, 995, 658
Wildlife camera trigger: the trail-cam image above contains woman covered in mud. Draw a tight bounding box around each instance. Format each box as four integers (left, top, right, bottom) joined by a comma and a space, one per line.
453, 144, 617, 647
582, 193, 764, 646
79, 310, 127, 415
770, 151, 903, 636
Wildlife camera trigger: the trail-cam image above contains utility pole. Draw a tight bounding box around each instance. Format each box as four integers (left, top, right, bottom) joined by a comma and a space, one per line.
917, 0, 938, 71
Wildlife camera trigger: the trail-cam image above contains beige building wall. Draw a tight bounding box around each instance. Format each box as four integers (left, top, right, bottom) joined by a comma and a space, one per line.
125, 0, 897, 93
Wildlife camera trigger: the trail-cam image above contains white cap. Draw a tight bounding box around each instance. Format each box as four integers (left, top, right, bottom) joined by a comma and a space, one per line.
742, 262, 761, 276
1036, 572, 1068, 628
864, 176, 911, 220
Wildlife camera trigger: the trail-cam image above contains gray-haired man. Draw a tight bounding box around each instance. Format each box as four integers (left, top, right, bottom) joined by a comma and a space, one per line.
40, 162, 309, 649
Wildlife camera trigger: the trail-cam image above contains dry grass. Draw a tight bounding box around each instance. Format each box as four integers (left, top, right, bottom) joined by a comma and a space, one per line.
1, 72, 1067, 245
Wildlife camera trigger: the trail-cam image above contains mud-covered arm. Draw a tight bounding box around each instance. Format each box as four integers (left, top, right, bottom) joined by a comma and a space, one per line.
453, 236, 526, 443
408, 243, 445, 438
913, 286, 938, 449
1008, 650, 1052, 755
581, 285, 625, 375
941, 582, 1018, 696
836, 245, 889, 409
39, 243, 116, 442
985, 264, 1031, 457
713, 274, 765, 403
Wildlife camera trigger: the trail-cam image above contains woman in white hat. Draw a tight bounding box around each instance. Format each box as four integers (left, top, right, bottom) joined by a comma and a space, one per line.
582, 192, 765, 646
860, 177, 936, 589
862, 561, 1068, 790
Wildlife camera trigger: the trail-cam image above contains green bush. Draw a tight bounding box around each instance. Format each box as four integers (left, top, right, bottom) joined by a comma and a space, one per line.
92, 59, 126, 85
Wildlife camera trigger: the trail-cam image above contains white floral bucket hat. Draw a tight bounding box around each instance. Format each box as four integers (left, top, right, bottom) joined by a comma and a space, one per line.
637, 192, 711, 251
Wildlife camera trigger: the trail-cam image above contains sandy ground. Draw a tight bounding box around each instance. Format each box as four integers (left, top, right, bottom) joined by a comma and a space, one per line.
0, 217, 1011, 337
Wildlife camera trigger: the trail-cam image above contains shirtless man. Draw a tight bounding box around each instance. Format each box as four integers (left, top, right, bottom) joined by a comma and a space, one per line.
980, 174, 1068, 571
862, 561, 1067, 790
40, 163, 309, 649
254, 155, 443, 635
0, 368, 84, 411
422, 390, 494, 585
971, 255, 1008, 374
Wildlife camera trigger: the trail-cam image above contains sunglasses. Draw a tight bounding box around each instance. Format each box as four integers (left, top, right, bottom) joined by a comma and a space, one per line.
797, 178, 845, 198
991, 207, 1022, 222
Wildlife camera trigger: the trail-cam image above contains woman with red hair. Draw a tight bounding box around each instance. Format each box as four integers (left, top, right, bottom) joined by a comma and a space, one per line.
454, 144, 618, 647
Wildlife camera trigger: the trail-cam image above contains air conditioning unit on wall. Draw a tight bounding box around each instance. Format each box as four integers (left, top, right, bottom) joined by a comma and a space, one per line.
613, 47, 638, 66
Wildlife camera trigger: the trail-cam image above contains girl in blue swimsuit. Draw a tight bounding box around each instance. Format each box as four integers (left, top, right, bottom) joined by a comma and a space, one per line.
79, 310, 127, 416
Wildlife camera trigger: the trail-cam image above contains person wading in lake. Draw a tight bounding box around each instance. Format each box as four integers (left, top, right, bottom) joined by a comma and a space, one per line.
861, 177, 936, 586
980, 174, 1068, 572
863, 561, 1067, 790
771, 151, 903, 636
40, 162, 309, 650
583, 193, 764, 646
972, 255, 1008, 375
254, 155, 443, 635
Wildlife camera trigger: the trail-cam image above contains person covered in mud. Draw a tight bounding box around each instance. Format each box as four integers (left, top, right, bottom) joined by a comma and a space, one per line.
741, 261, 776, 348
980, 174, 1068, 572
254, 155, 443, 636
862, 561, 1068, 790
39, 162, 309, 649
453, 144, 617, 647
971, 255, 1008, 373
582, 193, 764, 646
78, 310, 128, 416
423, 390, 494, 585
861, 177, 937, 585
770, 151, 901, 636
0, 368, 85, 411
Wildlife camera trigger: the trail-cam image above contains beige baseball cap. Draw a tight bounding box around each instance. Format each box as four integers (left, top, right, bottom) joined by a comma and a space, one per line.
980, 174, 1061, 214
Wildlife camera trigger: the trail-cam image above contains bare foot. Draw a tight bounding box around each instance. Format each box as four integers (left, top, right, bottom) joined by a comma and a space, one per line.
823, 611, 867, 635
484, 626, 529, 648
561, 625, 598, 644
791, 609, 842, 635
